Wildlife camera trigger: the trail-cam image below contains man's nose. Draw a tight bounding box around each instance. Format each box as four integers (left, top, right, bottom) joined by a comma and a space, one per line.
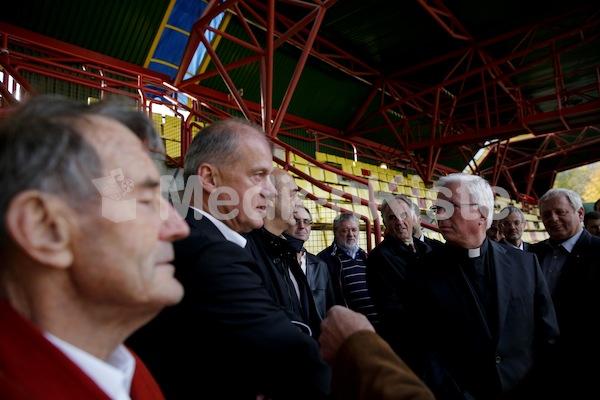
264, 178, 277, 199
160, 200, 190, 241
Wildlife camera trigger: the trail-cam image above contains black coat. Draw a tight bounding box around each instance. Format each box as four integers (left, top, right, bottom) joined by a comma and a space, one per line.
244, 227, 322, 336
525, 229, 600, 399
127, 209, 331, 400
281, 233, 336, 321
411, 239, 559, 400
305, 251, 336, 320
499, 237, 530, 251
366, 234, 437, 356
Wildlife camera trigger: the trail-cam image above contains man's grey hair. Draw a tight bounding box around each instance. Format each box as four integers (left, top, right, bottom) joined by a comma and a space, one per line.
500, 205, 525, 222
539, 188, 583, 212
183, 117, 268, 183
0, 95, 161, 247
333, 212, 359, 232
380, 194, 417, 225
434, 173, 494, 228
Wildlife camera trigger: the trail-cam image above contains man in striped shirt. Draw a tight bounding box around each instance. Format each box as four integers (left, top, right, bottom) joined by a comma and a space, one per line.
317, 212, 379, 328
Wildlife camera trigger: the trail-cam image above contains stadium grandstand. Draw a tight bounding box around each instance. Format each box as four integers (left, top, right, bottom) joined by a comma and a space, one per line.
2, 0, 599, 253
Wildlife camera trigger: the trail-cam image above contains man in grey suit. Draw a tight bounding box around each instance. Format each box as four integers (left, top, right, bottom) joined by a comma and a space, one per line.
405, 173, 559, 400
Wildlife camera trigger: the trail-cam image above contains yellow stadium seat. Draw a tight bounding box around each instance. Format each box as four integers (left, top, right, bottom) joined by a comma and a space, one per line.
163, 115, 182, 159
323, 170, 338, 184
357, 187, 370, 201
368, 179, 383, 193
315, 151, 328, 163
311, 185, 331, 202
309, 166, 325, 181
294, 163, 311, 176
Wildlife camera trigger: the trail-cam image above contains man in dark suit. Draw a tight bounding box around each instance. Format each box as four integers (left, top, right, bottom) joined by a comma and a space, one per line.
527, 188, 600, 399
498, 205, 530, 251
408, 173, 559, 400
367, 194, 439, 359
127, 118, 331, 400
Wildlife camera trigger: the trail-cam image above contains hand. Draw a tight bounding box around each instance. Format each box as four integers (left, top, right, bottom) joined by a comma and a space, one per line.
319, 305, 375, 364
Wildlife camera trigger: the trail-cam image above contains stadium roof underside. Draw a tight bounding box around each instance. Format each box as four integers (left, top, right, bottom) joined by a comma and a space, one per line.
1, 0, 599, 203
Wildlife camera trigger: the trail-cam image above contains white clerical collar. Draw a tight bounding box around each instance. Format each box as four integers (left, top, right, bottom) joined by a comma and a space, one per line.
468, 247, 481, 258
44, 332, 135, 400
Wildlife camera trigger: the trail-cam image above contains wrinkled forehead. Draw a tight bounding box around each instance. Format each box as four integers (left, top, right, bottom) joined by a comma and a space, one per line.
81, 115, 158, 179
338, 219, 358, 230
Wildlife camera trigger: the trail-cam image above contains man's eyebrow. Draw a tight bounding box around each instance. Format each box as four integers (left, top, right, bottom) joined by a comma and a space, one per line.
137, 178, 160, 189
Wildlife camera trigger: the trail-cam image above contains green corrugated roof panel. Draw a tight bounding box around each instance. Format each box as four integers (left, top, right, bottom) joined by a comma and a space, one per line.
3, 0, 169, 66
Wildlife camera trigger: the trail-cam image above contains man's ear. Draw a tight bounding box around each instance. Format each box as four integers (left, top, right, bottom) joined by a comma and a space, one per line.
5, 191, 74, 269
198, 163, 219, 194
577, 206, 585, 222
479, 205, 491, 226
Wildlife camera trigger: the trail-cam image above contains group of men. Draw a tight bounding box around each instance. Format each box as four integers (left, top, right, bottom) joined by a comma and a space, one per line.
1, 95, 599, 400
324, 182, 600, 400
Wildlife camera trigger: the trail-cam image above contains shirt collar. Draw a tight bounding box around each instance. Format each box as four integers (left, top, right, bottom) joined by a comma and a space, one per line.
45, 332, 135, 400
558, 228, 584, 253
334, 242, 359, 259
191, 206, 247, 248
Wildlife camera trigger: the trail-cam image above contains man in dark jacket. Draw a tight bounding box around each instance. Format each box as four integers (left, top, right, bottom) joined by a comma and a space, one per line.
367, 194, 439, 357
526, 188, 600, 399
245, 169, 322, 337
284, 205, 336, 321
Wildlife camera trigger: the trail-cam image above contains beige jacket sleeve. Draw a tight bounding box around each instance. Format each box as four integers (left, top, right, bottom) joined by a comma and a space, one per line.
332, 330, 435, 400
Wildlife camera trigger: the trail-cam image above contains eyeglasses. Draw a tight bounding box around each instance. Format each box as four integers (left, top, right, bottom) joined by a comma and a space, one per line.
500, 220, 525, 227
429, 201, 479, 215
294, 218, 313, 226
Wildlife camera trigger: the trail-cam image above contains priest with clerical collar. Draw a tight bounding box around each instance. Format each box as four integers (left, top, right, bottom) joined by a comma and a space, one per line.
404, 173, 559, 400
